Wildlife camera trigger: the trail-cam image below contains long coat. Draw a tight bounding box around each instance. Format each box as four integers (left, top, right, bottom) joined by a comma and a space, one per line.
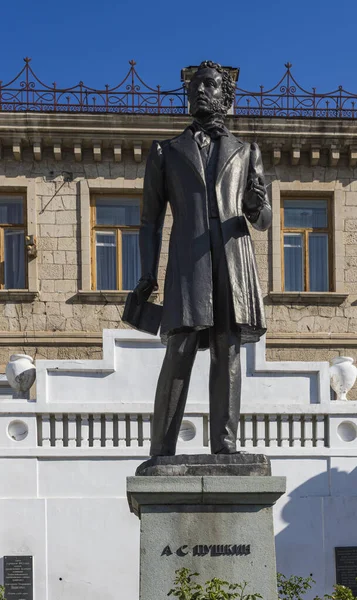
140, 126, 272, 347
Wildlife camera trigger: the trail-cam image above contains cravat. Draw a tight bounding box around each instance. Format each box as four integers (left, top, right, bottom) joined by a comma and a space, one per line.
191, 119, 229, 140
194, 130, 210, 150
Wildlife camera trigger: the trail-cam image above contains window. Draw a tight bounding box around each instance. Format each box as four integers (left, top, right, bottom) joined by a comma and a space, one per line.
282, 199, 331, 292
91, 196, 141, 290
0, 195, 26, 289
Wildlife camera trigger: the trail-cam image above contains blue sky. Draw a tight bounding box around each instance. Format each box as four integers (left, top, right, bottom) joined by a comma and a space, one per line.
1, 0, 356, 94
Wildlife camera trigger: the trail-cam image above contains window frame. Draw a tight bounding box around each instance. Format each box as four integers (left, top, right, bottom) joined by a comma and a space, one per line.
90, 194, 142, 291
281, 197, 333, 293
0, 192, 27, 290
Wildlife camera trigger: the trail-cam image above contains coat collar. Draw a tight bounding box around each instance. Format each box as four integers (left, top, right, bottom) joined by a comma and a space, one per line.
170, 126, 244, 187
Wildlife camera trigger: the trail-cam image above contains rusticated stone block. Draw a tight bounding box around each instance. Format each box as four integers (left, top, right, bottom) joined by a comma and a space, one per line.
39, 264, 63, 280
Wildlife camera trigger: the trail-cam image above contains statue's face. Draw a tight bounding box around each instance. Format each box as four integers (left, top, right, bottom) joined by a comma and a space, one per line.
189, 67, 224, 117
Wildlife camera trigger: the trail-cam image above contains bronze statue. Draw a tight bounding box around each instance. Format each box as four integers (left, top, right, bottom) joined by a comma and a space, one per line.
133, 61, 271, 456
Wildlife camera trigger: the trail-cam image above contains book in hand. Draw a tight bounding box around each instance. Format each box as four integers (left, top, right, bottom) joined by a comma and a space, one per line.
122, 292, 162, 336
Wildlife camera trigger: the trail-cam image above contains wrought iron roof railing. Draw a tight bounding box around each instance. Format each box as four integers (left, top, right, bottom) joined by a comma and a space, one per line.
1, 58, 357, 119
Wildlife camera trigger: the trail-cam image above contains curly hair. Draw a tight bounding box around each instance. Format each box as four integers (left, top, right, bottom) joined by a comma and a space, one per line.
193, 60, 236, 112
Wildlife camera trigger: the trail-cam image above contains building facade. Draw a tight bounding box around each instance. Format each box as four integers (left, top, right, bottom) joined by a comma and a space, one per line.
0, 60, 355, 396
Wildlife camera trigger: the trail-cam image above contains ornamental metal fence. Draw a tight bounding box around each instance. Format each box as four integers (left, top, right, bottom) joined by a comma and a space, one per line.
1, 58, 357, 118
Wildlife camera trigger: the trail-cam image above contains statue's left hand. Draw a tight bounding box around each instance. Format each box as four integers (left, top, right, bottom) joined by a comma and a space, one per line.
244, 176, 265, 212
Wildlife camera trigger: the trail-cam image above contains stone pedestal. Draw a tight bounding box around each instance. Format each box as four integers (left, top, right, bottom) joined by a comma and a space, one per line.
127, 455, 286, 600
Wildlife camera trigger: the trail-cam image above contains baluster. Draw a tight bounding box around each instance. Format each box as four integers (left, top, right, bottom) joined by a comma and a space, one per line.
269, 415, 278, 447
142, 415, 151, 450
256, 415, 266, 448
68, 415, 76, 448
81, 414, 89, 448
93, 415, 101, 448
119, 416, 126, 448
315, 415, 324, 448
130, 415, 139, 448
55, 415, 64, 448
281, 415, 290, 448
106, 414, 114, 448
292, 415, 302, 447
42, 415, 51, 448
304, 415, 313, 448
244, 416, 253, 448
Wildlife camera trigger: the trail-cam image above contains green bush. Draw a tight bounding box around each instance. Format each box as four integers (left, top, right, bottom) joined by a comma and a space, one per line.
324, 583, 357, 600
169, 569, 357, 600
277, 573, 357, 600
168, 568, 263, 600
277, 573, 316, 600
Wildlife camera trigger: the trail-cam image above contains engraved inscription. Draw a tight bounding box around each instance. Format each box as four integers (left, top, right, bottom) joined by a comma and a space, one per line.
335, 547, 357, 595
161, 544, 251, 557
4, 556, 33, 600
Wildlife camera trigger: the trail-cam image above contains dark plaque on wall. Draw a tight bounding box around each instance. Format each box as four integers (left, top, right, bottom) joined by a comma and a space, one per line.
335, 547, 357, 594
4, 556, 33, 600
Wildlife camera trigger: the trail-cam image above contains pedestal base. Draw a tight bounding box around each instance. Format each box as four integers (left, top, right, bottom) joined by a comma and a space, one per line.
127, 455, 286, 600
135, 453, 271, 477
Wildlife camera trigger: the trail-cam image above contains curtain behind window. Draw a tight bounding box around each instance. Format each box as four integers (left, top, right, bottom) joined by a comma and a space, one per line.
0, 198, 23, 224
122, 232, 140, 290
284, 200, 327, 228
4, 229, 25, 289
309, 234, 329, 292
96, 232, 117, 290
96, 199, 140, 226
284, 234, 304, 292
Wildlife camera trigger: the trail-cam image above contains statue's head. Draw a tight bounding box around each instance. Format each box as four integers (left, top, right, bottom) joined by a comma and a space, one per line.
188, 61, 236, 118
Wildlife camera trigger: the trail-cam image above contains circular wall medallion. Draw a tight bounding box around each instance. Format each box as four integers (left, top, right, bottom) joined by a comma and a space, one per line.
178, 420, 196, 442
337, 421, 357, 443
7, 420, 29, 442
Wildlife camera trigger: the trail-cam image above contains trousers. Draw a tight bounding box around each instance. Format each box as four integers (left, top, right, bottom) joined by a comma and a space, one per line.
150, 218, 242, 456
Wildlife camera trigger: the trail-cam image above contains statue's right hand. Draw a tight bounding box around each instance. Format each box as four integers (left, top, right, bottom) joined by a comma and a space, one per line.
132, 275, 158, 304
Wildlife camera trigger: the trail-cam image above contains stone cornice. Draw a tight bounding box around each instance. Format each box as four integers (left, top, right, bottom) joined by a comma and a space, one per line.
0, 112, 357, 143
1, 112, 357, 163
